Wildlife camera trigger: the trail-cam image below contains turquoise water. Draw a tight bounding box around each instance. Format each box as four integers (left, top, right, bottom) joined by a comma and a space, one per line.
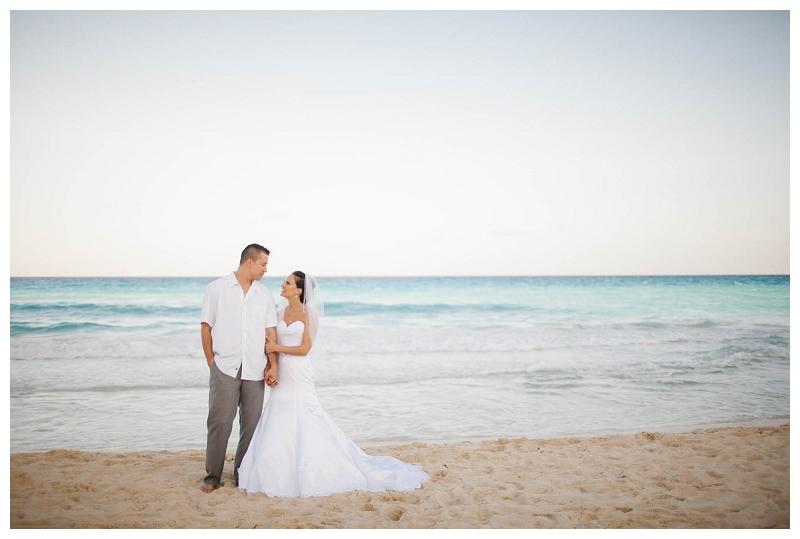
10, 275, 789, 452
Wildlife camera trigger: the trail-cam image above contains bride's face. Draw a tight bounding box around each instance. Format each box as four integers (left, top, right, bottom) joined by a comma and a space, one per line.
280, 275, 301, 300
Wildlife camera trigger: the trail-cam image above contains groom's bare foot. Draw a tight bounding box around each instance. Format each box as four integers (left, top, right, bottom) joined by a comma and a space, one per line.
201, 483, 217, 493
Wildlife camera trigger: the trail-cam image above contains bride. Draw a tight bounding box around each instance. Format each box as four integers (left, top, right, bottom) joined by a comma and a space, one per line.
237, 271, 428, 498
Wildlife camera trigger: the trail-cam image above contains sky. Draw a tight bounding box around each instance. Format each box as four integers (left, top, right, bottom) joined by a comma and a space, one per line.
9, 9, 790, 277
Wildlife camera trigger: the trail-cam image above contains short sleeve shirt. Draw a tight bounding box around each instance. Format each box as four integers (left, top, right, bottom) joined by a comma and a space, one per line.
200, 272, 278, 380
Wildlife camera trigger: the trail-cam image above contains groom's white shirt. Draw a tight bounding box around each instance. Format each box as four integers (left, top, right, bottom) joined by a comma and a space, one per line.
201, 272, 278, 380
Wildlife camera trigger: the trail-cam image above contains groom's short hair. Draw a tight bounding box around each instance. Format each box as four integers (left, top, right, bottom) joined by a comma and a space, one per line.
240, 243, 270, 265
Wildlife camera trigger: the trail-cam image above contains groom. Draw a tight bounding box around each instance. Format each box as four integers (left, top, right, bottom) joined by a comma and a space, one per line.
199, 243, 279, 493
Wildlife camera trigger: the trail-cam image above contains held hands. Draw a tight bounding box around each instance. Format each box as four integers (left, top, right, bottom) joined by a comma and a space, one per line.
264, 336, 280, 355
264, 363, 278, 388
264, 334, 278, 387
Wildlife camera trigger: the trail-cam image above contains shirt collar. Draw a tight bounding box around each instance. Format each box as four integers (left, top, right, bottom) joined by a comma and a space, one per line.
226, 271, 260, 292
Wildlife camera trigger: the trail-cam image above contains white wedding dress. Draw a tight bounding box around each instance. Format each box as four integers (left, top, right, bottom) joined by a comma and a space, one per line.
237, 318, 428, 498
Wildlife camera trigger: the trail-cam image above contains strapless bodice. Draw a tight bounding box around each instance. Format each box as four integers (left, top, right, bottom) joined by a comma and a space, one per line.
277, 320, 304, 347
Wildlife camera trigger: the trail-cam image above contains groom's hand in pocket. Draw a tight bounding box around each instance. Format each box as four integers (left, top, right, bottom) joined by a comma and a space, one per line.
201, 323, 214, 367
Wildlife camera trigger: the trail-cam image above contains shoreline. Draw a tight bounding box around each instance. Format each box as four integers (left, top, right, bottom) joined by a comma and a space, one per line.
361, 416, 793, 449
11, 423, 789, 528
11, 416, 790, 455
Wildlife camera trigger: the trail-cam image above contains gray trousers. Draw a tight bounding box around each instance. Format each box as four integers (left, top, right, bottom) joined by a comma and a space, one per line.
204, 362, 265, 487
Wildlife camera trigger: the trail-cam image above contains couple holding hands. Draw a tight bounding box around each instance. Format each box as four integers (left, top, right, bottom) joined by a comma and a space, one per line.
200, 244, 427, 497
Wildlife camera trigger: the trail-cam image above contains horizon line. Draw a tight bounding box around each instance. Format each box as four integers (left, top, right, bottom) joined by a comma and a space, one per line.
8, 273, 791, 279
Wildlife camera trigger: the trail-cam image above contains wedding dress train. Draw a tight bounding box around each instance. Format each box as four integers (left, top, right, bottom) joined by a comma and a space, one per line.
237, 318, 428, 498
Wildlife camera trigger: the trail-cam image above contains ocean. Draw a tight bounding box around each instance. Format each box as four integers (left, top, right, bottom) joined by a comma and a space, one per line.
9, 275, 789, 453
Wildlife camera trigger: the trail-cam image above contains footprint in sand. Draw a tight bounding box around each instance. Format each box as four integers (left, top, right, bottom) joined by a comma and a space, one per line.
386, 506, 405, 521
379, 492, 420, 504
436, 491, 465, 506
499, 490, 519, 500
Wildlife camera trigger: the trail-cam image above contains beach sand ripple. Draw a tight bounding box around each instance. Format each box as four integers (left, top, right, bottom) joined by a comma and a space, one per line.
10, 425, 789, 528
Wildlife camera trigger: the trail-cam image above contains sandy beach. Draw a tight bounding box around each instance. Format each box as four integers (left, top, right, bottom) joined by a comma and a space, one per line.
10, 424, 788, 529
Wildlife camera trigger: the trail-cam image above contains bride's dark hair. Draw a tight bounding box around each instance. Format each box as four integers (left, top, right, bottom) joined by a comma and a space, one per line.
292, 271, 306, 304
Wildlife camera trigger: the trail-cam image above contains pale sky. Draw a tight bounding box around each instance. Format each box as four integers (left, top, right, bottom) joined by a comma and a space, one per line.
10, 10, 790, 277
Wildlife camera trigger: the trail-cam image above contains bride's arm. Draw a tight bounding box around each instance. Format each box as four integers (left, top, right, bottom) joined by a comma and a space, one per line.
264, 324, 313, 356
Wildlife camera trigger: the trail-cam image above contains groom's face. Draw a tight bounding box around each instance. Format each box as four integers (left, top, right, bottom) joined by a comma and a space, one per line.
250, 253, 269, 280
